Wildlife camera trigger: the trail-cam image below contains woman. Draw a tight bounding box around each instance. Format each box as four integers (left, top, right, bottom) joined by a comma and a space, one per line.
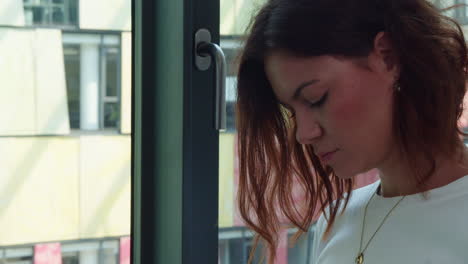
236, 0, 468, 263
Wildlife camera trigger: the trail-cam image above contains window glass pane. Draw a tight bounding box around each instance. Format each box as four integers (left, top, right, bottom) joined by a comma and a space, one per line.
23, 0, 78, 26
104, 102, 120, 128
31, 6, 45, 24
0, 247, 33, 264
465, 1, 468, 18
62, 252, 79, 264
288, 230, 314, 263
64, 45, 81, 129
2, 259, 33, 264
52, 6, 65, 24
227, 238, 244, 263
246, 240, 266, 263
101, 240, 119, 264
68, 0, 78, 25
63, 35, 122, 131
24, 8, 35, 25
105, 48, 119, 97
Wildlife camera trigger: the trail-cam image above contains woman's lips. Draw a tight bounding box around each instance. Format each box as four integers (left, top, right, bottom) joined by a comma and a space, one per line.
319, 149, 339, 163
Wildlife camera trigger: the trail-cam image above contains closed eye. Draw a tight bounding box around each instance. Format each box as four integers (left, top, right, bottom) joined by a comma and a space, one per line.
308, 92, 328, 108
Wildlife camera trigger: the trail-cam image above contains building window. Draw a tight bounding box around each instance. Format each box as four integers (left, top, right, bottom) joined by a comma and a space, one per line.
64, 45, 81, 129
62, 251, 79, 264
458, 0, 468, 24
287, 228, 315, 264
23, 0, 78, 26
102, 47, 121, 128
218, 227, 268, 264
220, 38, 242, 133
63, 33, 121, 131
0, 247, 33, 264
61, 239, 119, 264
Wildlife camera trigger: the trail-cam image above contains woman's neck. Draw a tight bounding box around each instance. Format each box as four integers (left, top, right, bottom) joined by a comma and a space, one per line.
376, 145, 468, 198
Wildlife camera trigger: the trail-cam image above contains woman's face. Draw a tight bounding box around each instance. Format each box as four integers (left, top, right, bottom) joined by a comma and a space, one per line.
264, 49, 398, 178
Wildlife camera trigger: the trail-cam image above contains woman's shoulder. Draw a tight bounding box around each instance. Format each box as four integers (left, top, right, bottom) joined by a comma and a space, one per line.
345, 180, 380, 210
313, 180, 380, 237
311, 181, 380, 262
327, 180, 380, 219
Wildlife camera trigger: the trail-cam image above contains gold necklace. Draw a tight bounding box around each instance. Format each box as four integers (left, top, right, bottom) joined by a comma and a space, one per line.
355, 184, 406, 264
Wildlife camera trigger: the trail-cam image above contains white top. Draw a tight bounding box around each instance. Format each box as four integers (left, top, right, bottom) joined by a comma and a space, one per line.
311, 175, 468, 264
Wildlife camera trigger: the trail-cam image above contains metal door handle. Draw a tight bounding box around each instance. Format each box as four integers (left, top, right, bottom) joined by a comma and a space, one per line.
194, 29, 227, 131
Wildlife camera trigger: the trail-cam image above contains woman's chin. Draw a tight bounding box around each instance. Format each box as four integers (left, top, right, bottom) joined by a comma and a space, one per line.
331, 166, 365, 180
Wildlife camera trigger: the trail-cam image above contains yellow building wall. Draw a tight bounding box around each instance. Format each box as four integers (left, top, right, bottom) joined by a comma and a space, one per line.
0, 0, 25, 26
79, 0, 131, 31
219, 133, 235, 227
121, 32, 132, 134
34, 29, 70, 135
0, 29, 36, 135
79, 136, 131, 238
0, 137, 80, 245
0, 135, 131, 246
0, 28, 69, 136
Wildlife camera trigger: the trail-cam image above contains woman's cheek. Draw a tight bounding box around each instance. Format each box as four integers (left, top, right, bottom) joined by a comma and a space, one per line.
328, 94, 365, 129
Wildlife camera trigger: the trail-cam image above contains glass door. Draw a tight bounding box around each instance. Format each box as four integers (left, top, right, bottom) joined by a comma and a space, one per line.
132, 0, 220, 263
132, 0, 316, 263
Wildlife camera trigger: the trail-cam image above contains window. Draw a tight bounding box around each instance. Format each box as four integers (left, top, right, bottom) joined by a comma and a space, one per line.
218, 227, 266, 264
287, 228, 315, 264
0, 247, 33, 264
61, 251, 79, 264
23, 0, 78, 26
64, 45, 81, 129
63, 33, 121, 131
102, 47, 121, 128
457, 0, 468, 24
433, 0, 468, 24
220, 38, 242, 133
61, 239, 119, 264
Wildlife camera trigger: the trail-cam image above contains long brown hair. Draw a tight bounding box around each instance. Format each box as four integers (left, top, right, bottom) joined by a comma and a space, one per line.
236, 0, 468, 262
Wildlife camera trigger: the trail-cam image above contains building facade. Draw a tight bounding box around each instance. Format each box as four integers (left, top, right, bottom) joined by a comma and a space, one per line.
0, 0, 131, 263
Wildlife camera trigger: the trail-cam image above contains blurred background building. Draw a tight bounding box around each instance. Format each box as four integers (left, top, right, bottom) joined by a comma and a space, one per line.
0, 0, 131, 263
0, 0, 466, 263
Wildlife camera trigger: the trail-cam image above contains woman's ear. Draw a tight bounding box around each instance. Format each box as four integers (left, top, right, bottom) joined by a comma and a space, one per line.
371, 31, 400, 76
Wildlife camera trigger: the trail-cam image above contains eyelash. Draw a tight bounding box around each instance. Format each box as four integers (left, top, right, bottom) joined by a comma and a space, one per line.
280, 92, 328, 118
308, 92, 328, 108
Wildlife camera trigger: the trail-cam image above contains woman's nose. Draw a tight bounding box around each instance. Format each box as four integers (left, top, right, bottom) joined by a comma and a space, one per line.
295, 114, 322, 145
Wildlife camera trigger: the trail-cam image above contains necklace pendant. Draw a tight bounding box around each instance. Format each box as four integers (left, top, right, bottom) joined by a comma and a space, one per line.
355, 253, 364, 264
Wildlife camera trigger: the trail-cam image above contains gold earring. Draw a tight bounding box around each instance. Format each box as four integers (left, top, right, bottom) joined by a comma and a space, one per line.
394, 81, 401, 92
